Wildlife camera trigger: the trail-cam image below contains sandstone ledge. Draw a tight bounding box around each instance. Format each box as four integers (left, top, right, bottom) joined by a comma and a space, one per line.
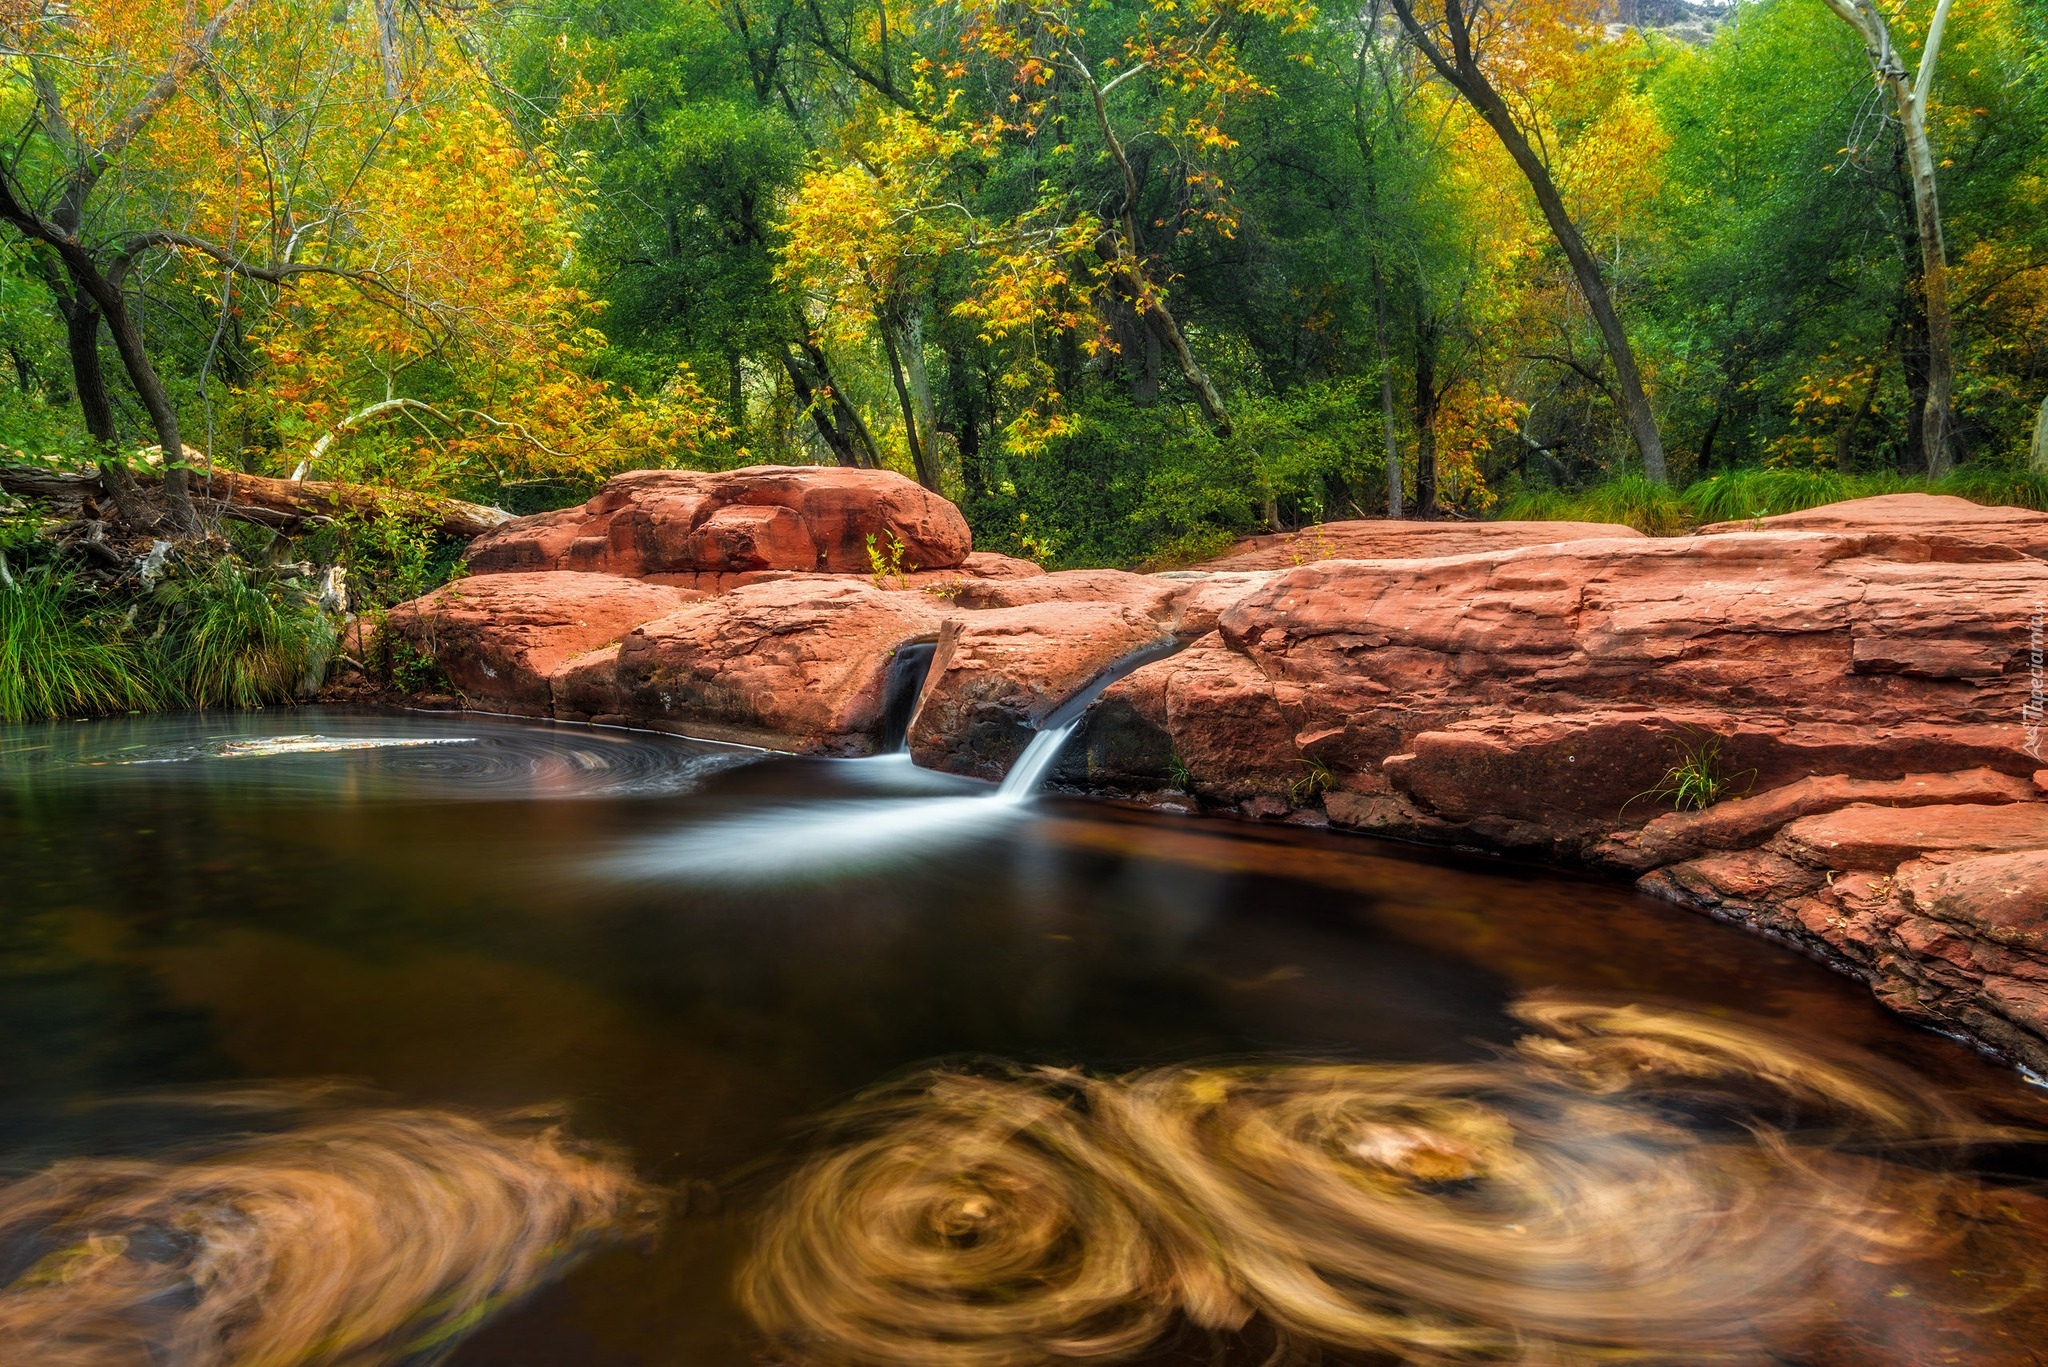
373, 479, 2048, 1073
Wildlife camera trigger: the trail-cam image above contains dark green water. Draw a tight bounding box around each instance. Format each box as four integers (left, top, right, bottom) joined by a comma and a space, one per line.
2, 708, 2044, 1365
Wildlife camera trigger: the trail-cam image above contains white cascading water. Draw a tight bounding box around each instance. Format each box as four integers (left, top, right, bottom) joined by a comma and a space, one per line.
994, 721, 1081, 802
607, 639, 1179, 884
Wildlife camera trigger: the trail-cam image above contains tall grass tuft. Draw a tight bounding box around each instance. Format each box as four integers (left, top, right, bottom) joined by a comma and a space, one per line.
1941, 465, 2048, 513
1500, 473, 1689, 535
1681, 469, 1893, 524
151, 558, 337, 707
1507, 462, 2047, 535
0, 568, 158, 722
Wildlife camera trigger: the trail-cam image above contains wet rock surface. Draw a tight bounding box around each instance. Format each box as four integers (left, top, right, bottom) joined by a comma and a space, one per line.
376, 483, 2048, 1070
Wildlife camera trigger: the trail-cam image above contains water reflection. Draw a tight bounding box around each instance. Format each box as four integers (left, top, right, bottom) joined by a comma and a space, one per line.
0, 1089, 654, 1366
0, 710, 752, 801
740, 995, 2042, 1366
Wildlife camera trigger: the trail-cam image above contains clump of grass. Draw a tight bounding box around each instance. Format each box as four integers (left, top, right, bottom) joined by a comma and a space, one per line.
0, 567, 158, 722
1499, 473, 1688, 535
1504, 461, 2046, 537
1287, 755, 1334, 802
1940, 465, 2048, 513
150, 557, 337, 707
1623, 731, 1755, 816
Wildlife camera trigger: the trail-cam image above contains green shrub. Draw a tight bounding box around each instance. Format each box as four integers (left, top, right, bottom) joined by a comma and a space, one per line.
150, 557, 337, 707
0, 568, 157, 722
1679, 469, 1909, 523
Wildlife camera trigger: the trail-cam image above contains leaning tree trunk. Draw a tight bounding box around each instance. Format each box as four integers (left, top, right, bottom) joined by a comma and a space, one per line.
2031, 395, 2048, 475
1388, 0, 1668, 485
60, 249, 199, 532
1823, 0, 1957, 477
901, 308, 945, 485
54, 291, 153, 527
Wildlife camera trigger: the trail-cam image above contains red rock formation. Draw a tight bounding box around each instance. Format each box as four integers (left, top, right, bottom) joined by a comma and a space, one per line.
1697, 492, 2048, 559
377, 480, 2048, 1072
599, 578, 951, 751
1592, 768, 2040, 872
1201, 519, 1643, 570
1091, 530, 2044, 852
382, 573, 698, 716
1645, 803, 2048, 1072
465, 466, 973, 578
908, 601, 1173, 779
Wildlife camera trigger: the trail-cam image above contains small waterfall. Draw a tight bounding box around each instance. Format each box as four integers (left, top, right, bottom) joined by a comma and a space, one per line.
877, 641, 939, 754
993, 636, 1184, 802
607, 636, 1185, 884
995, 722, 1080, 802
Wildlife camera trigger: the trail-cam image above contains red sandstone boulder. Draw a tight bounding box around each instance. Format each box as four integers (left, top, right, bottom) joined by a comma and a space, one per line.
465, 466, 973, 578
909, 601, 1173, 780
1200, 518, 1642, 570
383, 572, 696, 715
1697, 492, 2048, 560
1088, 530, 2046, 850
597, 577, 951, 751
1771, 801, 2048, 870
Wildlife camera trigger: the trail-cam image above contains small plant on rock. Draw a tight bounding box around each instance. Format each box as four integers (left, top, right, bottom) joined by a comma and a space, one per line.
866, 531, 916, 588
1624, 731, 1755, 815
1288, 755, 1335, 803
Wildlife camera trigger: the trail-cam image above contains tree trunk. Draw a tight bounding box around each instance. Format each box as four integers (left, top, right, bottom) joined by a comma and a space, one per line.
1388, 0, 1667, 484
53, 283, 154, 526
1413, 313, 1440, 519
1139, 290, 1232, 436
1833, 371, 1881, 473
1372, 258, 1405, 518
1820, 0, 1957, 476
780, 349, 863, 468
61, 252, 198, 532
2031, 395, 2048, 475
727, 354, 748, 437
793, 330, 881, 469
374, 0, 405, 98
902, 309, 944, 483
878, 320, 937, 491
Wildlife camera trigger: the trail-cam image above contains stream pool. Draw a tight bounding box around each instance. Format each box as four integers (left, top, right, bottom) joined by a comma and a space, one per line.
2, 708, 2045, 1365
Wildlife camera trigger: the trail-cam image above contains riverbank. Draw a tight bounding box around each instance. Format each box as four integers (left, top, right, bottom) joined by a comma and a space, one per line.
365, 467, 2048, 1074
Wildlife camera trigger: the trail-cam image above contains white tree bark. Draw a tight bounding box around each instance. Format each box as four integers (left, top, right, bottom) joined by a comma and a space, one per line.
1822, 0, 1957, 476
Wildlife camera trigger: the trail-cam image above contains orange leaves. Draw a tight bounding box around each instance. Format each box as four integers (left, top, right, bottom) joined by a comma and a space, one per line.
227, 39, 721, 489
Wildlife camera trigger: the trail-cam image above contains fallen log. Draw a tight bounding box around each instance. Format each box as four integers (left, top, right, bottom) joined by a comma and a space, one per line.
189, 469, 516, 540
0, 464, 514, 541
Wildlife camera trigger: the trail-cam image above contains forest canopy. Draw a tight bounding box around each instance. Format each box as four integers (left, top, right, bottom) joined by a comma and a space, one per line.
2, 0, 2045, 565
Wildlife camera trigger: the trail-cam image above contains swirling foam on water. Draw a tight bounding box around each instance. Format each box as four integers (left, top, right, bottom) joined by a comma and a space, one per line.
0, 1089, 656, 1367
738, 995, 2046, 1366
